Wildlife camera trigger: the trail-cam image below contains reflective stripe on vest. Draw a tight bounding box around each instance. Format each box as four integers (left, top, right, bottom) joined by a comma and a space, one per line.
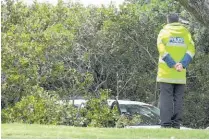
157, 77, 186, 84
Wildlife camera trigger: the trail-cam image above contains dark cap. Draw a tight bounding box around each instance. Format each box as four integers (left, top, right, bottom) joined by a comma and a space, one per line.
167, 13, 179, 23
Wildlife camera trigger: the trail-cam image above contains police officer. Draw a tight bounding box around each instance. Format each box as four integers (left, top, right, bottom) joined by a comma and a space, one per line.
157, 13, 195, 129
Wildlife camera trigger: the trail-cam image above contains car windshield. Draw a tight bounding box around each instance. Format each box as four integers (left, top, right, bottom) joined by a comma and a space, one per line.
119, 104, 160, 125
142, 105, 160, 116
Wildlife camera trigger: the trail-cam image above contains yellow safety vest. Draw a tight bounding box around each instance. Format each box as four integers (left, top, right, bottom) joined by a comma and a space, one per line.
157, 23, 195, 84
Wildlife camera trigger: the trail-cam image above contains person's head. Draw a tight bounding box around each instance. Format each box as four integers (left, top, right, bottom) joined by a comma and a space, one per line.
167, 13, 179, 23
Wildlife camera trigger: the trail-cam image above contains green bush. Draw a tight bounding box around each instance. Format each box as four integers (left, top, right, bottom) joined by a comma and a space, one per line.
84, 89, 120, 127
1, 88, 90, 126
58, 101, 88, 127
116, 114, 141, 128
1, 88, 62, 125
183, 92, 209, 129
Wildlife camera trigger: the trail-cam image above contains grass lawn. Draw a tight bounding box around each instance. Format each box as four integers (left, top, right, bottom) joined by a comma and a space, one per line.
1, 123, 209, 139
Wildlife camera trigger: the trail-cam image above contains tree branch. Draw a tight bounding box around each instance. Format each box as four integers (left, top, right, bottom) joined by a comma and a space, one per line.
175, 0, 209, 27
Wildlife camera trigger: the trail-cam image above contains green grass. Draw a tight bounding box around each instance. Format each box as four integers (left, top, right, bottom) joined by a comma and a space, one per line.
1, 123, 209, 139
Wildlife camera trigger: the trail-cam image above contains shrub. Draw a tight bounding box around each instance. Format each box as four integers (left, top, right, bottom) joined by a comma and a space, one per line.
183, 92, 209, 129
116, 114, 141, 128
1, 88, 62, 125
84, 89, 120, 127
58, 101, 88, 127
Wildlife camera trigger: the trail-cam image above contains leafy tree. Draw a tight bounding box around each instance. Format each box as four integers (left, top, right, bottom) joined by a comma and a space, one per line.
175, 0, 209, 27
1, 0, 209, 128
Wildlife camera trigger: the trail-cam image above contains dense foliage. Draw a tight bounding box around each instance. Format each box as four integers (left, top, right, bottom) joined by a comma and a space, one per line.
1, 0, 209, 128
2, 89, 62, 124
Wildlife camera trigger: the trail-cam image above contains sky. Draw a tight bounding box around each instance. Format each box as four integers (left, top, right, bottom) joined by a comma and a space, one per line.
22, 0, 125, 6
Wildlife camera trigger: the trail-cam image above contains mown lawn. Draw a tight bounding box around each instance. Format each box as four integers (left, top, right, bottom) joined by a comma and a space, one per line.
1, 123, 209, 139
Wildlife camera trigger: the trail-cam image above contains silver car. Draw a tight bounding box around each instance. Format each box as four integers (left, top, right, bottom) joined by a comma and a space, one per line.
107, 100, 160, 126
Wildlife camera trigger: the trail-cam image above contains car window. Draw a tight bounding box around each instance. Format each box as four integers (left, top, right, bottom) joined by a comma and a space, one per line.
119, 104, 154, 115
119, 104, 160, 125
142, 105, 160, 116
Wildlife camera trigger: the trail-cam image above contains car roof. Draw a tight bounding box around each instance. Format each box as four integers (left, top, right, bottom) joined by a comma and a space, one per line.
107, 99, 149, 106
57, 99, 87, 106
58, 99, 151, 107
69, 99, 87, 105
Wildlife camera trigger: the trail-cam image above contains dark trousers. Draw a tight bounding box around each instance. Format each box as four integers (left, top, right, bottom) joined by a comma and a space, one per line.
159, 83, 185, 128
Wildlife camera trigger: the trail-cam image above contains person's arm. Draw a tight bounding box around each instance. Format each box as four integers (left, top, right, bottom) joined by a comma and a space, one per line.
157, 30, 176, 68
180, 32, 195, 68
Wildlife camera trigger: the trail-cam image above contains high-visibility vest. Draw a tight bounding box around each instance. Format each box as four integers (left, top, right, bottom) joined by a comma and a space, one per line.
157, 23, 195, 84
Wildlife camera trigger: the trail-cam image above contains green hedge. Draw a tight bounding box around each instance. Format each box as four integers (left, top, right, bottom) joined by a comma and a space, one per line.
183, 92, 209, 129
